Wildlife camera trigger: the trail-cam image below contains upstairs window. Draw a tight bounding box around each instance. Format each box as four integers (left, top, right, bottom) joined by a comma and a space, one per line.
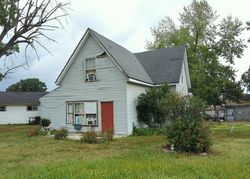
27, 105, 38, 111
85, 58, 96, 82
0, 106, 6, 112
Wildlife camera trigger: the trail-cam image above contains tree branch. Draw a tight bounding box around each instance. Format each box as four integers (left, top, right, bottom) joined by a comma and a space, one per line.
1, 64, 25, 79
0, 0, 70, 59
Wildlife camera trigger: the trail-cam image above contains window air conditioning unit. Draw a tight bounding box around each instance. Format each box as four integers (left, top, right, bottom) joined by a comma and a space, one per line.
87, 74, 96, 82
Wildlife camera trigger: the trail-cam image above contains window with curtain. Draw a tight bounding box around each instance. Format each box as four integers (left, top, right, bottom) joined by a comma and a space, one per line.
66, 101, 97, 126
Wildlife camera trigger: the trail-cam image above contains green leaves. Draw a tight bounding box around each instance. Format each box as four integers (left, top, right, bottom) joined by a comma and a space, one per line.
136, 83, 171, 127
246, 21, 250, 42
147, 0, 245, 105
215, 16, 246, 64
6, 78, 47, 92
166, 96, 210, 153
241, 66, 250, 92
180, 0, 217, 46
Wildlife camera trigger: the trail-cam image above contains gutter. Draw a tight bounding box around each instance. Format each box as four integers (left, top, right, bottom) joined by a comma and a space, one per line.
128, 78, 177, 87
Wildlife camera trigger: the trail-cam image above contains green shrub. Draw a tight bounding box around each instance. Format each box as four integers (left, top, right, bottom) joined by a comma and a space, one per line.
80, 131, 98, 144
166, 96, 211, 153
102, 130, 114, 141
132, 125, 167, 136
136, 83, 171, 127
27, 127, 48, 137
50, 129, 56, 135
40, 118, 51, 128
54, 128, 68, 140
39, 130, 48, 136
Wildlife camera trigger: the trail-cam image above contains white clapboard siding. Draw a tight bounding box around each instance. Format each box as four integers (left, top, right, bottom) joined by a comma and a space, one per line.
176, 62, 188, 95
126, 83, 148, 134
0, 105, 39, 124
40, 35, 128, 135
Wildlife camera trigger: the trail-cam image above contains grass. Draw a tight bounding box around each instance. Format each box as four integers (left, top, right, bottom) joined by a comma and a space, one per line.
0, 122, 250, 178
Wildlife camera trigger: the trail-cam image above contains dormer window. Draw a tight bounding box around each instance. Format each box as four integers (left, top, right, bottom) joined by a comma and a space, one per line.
85, 58, 96, 82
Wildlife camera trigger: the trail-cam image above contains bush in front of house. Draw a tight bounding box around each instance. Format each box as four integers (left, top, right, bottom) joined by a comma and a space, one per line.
40, 118, 51, 128
80, 131, 98, 144
50, 129, 56, 135
136, 83, 171, 127
136, 82, 212, 153
39, 130, 48, 136
166, 96, 211, 153
80, 130, 114, 144
102, 129, 114, 141
54, 128, 68, 140
27, 127, 48, 137
132, 125, 167, 136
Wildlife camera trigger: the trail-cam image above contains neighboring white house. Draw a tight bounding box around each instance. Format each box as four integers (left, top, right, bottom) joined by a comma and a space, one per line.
40, 28, 191, 135
0, 92, 47, 124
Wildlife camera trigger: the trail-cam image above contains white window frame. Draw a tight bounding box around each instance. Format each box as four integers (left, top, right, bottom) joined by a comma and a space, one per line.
85, 58, 96, 82
66, 102, 74, 124
84, 102, 98, 126
66, 101, 98, 126
27, 105, 38, 111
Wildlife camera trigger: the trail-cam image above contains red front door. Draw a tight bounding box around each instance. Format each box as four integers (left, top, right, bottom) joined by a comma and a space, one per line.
101, 101, 114, 132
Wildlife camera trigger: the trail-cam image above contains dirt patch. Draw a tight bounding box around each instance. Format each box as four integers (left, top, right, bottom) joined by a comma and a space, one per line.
0, 125, 33, 132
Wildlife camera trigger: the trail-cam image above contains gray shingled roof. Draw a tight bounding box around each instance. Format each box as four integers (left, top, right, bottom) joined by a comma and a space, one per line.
56, 28, 186, 86
134, 46, 186, 84
0, 92, 48, 105
89, 29, 153, 84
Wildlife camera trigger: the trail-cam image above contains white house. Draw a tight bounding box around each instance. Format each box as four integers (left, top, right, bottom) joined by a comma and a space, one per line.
0, 92, 47, 124
40, 28, 191, 135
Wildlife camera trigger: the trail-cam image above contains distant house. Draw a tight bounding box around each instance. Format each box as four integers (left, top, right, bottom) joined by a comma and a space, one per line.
40, 28, 191, 135
225, 94, 250, 121
0, 92, 47, 124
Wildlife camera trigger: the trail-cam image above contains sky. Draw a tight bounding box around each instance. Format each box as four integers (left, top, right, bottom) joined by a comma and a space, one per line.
0, 0, 250, 91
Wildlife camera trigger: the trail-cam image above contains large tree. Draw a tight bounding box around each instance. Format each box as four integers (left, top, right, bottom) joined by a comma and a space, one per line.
0, 0, 69, 80
147, 0, 245, 105
6, 78, 47, 92
241, 66, 250, 92
247, 21, 250, 43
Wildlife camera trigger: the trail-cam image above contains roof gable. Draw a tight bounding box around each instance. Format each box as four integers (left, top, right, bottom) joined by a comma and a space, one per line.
55, 28, 189, 87
56, 28, 153, 85
90, 29, 153, 84
0, 92, 48, 105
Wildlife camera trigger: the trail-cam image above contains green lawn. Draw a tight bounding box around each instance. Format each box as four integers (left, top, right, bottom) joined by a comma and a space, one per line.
0, 123, 250, 179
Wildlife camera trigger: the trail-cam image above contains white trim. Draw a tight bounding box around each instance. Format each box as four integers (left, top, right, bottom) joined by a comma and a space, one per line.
154, 83, 177, 86
55, 29, 126, 85
184, 48, 191, 88
128, 78, 154, 87
56, 30, 92, 85
90, 32, 124, 73
55, 29, 191, 88
128, 78, 177, 87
